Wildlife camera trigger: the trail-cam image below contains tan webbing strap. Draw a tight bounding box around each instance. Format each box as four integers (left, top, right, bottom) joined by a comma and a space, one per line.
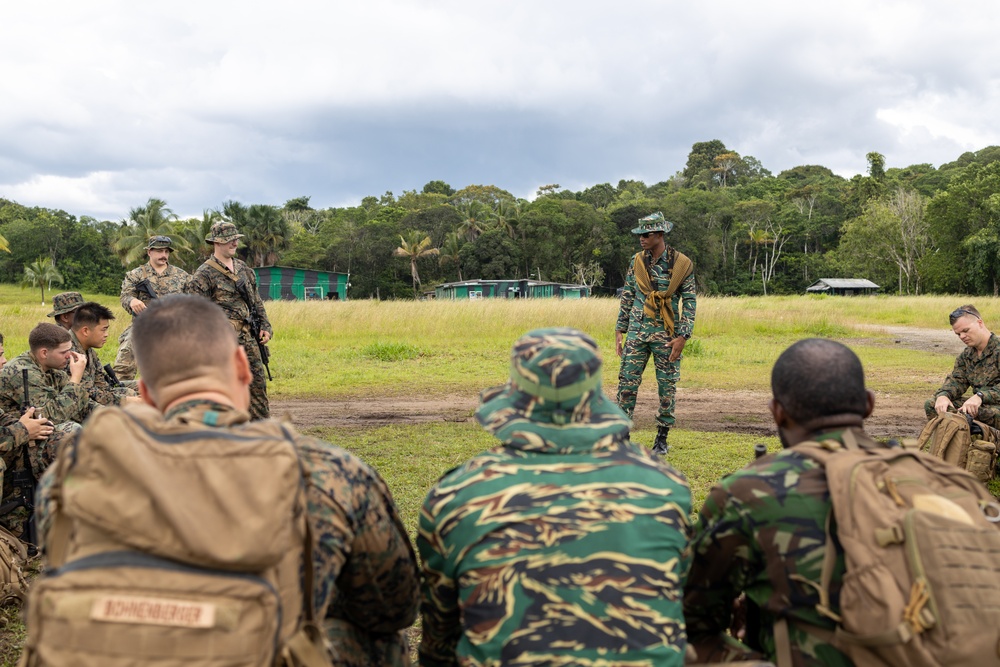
45, 442, 79, 568
632, 250, 693, 337
205, 255, 237, 281
815, 512, 841, 622
835, 622, 913, 647
773, 617, 794, 667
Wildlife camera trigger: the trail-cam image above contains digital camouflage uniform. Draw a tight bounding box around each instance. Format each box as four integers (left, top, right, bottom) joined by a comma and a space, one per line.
0, 351, 88, 477
114, 259, 190, 380
924, 332, 1000, 428
69, 329, 136, 407
683, 428, 883, 667
35, 399, 420, 666
616, 231, 697, 429
419, 328, 692, 667
185, 223, 272, 421
0, 409, 36, 537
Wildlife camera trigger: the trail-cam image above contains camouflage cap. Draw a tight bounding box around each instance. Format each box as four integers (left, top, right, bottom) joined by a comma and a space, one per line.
475, 327, 631, 449
147, 235, 174, 251
205, 221, 245, 244
631, 211, 674, 235
47, 292, 85, 318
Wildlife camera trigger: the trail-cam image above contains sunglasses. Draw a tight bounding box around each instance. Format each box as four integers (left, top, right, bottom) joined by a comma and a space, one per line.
640, 232, 654, 239
950, 308, 979, 325
151, 236, 171, 244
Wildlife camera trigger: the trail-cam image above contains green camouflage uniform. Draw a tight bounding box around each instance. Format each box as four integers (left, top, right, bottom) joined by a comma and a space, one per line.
69, 329, 136, 407
683, 428, 883, 667
924, 332, 1000, 428
419, 328, 692, 667
616, 245, 697, 428
0, 351, 89, 476
114, 262, 190, 380
185, 256, 272, 420
35, 399, 420, 665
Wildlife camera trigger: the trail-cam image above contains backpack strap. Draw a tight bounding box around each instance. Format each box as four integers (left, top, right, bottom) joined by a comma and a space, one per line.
279, 517, 332, 667
45, 436, 81, 568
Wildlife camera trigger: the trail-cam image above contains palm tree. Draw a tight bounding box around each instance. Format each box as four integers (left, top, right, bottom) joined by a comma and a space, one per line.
490, 200, 517, 238
393, 231, 440, 299
22, 257, 64, 304
172, 210, 221, 272
439, 231, 464, 281
243, 204, 289, 267
113, 197, 185, 266
456, 201, 488, 241
0, 233, 9, 253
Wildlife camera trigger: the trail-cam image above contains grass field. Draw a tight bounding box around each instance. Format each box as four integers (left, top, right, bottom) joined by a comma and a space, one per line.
0, 285, 990, 664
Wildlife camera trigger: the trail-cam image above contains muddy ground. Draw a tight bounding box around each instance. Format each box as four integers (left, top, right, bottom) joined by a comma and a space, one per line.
274, 325, 963, 440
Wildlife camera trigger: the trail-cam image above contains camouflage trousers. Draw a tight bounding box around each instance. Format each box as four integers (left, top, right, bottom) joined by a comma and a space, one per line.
240, 331, 270, 421
323, 619, 411, 666
112, 324, 137, 381
617, 336, 681, 428
924, 398, 1000, 429
0, 421, 80, 539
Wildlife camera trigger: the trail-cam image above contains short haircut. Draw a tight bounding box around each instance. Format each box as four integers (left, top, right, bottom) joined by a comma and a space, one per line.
771, 338, 867, 424
28, 323, 71, 353
950, 304, 982, 325
0, 332, 4, 346
132, 294, 238, 389
72, 302, 115, 330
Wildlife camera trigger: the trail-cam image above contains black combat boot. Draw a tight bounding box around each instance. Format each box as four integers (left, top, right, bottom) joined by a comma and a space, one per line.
651, 426, 669, 456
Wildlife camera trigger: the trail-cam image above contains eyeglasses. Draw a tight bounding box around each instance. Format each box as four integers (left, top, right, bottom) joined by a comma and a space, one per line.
640, 232, 653, 239
950, 308, 979, 325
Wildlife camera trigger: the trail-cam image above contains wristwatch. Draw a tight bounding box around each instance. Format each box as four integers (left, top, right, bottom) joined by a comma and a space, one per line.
976, 391, 985, 401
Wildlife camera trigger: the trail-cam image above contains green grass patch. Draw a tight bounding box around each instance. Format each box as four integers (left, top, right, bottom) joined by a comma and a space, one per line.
360, 342, 423, 362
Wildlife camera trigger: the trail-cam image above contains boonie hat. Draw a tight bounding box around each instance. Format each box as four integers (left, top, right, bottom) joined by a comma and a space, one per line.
631, 211, 674, 235
475, 327, 631, 449
205, 221, 245, 244
47, 292, 85, 318
147, 235, 175, 251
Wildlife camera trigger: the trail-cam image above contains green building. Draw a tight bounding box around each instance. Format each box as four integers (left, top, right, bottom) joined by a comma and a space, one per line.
434, 279, 589, 300
253, 265, 349, 301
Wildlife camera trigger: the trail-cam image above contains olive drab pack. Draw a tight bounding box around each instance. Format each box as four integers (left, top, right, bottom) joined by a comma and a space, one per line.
917, 411, 998, 484
19, 404, 332, 667
773, 431, 1000, 667
0, 523, 28, 607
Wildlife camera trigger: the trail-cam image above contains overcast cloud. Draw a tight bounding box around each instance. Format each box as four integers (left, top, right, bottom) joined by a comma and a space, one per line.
3, 0, 999, 219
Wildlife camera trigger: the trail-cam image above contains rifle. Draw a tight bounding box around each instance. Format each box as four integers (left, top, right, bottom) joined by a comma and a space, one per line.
0, 368, 40, 554
234, 278, 272, 381
104, 364, 123, 388
135, 278, 158, 303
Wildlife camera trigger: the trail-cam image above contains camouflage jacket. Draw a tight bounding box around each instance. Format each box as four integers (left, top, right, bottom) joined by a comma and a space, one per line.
120, 262, 190, 316
683, 428, 882, 667
0, 352, 92, 425
69, 330, 134, 407
616, 246, 697, 341
934, 332, 1000, 404
36, 400, 419, 666
418, 433, 693, 667
185, 256, 272, 338
0, 409, 29, 461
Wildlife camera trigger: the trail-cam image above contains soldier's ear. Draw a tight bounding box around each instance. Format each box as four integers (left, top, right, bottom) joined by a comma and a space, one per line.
769, 398, 789, 429
234, 345, 252, 387
864, 389, 875, 419
137, 379, 157, 408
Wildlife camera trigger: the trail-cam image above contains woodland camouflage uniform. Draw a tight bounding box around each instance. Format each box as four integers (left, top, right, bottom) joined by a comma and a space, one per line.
419, 328, 692, 667
114, 241, 190, 379
616, 214, 697, 431
35, 399, 420, 666
69, 329, 136, 407
924, 332, 1000, 428
46, 292, 85, 324
185, 223, 272, 420
683, 427, 880, 667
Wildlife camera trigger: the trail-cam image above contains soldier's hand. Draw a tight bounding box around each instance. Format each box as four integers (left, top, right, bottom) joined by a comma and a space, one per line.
959, 394, 983, 418
122, 395, 145, 406
934, 395, 953, 414
130, 297, 147, 314
615, 331, 623, 357
67, 351, 87, 383
19, 407, 54, 440
259, 330, 272, 344
668, 335, 686, 362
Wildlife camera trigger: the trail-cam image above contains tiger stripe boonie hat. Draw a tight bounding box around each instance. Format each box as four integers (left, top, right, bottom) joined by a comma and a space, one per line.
475, 327, 631, 449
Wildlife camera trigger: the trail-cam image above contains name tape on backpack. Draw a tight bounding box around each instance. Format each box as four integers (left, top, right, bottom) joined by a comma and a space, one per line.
91, 595, 216, 628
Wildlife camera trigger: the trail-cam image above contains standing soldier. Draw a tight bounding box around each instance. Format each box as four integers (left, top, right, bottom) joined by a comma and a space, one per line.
615, 212, 697, 455
113, 236, 190, 380
47, 292, 85, 330
185, 221, 273, 420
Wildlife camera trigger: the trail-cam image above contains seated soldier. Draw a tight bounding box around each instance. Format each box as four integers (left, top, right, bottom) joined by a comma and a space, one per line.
0, 323, 87, 479
925, 304, 1000, 428
34, 294, 420, 664
47, 292, 85, 330
418, 328, 692, 666
69, 302, 139, 408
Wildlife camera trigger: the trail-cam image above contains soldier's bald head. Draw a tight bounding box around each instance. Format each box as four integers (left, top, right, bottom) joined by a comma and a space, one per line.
132, 294, 240, 389
771, 338, 868, 424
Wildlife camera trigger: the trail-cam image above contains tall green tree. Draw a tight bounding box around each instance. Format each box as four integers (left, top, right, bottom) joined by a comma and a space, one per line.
114, 198, 183, 266
393, 231, 439, 298
22, 257, 63, 304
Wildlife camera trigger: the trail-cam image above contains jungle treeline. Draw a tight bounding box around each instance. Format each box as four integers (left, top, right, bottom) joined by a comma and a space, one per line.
3, 139, 1000, 299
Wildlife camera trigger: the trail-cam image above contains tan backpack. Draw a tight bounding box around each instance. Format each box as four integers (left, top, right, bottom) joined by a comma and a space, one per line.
19, 404, 331, 667
0, 522, 28, 607
917, 411, 998, 483
778, 431, 1000, 667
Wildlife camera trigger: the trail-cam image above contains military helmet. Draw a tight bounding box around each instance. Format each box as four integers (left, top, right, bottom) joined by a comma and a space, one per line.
47, 291, 85, 318
147, 235, 174, 251
205, 221, 245, 244
631, 211, 674, 235
475, 327, 631, 448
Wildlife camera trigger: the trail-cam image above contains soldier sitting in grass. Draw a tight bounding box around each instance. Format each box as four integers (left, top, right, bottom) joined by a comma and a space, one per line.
925, 304, 1000, 429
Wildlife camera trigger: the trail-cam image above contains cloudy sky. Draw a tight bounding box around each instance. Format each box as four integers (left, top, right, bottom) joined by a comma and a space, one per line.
3, 0, 999, 220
